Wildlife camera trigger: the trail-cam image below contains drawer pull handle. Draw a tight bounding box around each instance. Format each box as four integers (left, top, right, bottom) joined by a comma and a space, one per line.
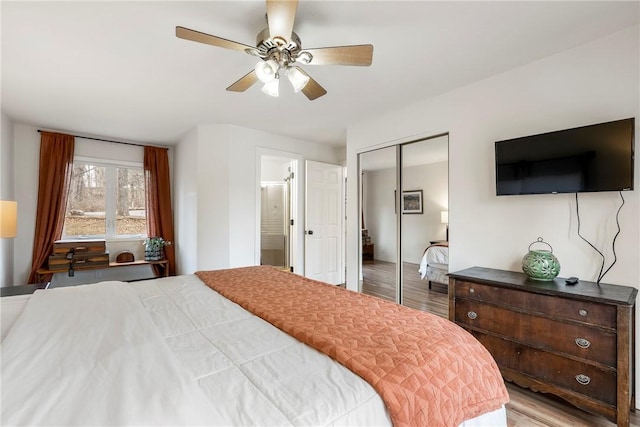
575, 338, 591, 349
467, 311, 478, 320
579, 309, 588, 317
575, 374, 591, 386
469, 288, 475, 294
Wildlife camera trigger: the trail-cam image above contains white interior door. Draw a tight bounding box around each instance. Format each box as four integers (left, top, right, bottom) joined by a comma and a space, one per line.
305, 160, 343, 284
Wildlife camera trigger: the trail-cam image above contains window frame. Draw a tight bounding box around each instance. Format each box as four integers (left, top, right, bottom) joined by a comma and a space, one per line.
62, 156, 148, 241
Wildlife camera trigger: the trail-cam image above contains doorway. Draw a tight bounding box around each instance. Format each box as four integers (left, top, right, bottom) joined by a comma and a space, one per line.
260, 182, 289, 269
260, 155, 296, 271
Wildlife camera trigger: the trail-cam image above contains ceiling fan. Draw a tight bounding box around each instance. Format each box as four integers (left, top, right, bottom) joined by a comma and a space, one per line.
176, 0, 373, 101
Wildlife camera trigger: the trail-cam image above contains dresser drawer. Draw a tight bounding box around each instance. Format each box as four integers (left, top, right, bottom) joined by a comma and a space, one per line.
455, 299, 616, 367
449, 267, 637, 427
454, 280, 616, 329
472, 331, 617, 405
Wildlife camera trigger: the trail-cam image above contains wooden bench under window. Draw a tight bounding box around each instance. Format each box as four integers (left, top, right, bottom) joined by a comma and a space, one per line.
35, 259, 169, 283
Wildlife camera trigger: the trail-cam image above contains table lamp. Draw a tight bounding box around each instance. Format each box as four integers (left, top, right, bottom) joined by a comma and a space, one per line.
0, 200, 17, 238
441, 210, 448, 241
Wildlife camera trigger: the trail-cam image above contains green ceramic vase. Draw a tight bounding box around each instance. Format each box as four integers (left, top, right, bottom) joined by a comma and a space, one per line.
522, 237, 560, 281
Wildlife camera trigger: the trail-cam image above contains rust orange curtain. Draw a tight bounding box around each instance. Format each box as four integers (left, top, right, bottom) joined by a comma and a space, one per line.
144, 146, 175, 276
27, 132, 75, 284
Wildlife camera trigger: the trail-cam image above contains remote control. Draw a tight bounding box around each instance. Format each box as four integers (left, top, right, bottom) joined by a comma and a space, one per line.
565, 276, 578, 285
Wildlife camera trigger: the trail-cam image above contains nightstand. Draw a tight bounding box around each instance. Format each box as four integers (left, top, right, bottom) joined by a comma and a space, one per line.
362, 243, 374, 262
1, 282, 49, 297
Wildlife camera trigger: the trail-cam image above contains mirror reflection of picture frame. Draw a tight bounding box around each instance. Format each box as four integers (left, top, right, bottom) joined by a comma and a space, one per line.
402, 190, 423, 214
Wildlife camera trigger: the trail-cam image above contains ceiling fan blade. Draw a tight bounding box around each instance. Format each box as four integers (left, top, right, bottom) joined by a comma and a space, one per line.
226, 70, 259, 92
267, 0, 298, 42
297, 68, 327, 101
304, 45, 373, 66
176, 26, 254, 52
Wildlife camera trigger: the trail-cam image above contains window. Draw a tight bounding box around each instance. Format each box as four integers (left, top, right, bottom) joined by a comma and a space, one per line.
63, 158, 147, 239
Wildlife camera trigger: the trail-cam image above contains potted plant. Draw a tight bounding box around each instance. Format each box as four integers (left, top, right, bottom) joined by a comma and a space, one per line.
143, 237, 170, 261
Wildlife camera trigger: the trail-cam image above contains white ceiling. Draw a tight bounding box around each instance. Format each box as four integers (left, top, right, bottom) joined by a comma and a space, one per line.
2, 1, 638, 147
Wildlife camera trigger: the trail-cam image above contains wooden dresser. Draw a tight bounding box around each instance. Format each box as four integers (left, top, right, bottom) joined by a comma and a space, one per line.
448, 267, 637, 427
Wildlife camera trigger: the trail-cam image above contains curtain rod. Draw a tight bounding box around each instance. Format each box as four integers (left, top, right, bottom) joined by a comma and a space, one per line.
37, 129, 167, 149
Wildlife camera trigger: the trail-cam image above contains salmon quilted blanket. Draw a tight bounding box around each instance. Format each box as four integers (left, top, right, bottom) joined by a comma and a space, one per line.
196, 266, 508, 427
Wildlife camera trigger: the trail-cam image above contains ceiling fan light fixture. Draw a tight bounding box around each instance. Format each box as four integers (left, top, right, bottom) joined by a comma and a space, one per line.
176, 0, 374, 101
296, 51, 313, 64
272, 36, 287, 47
245, 47, 262, 57
255, 59, 279, 83
287, 67, 310, 92
261, 78, 280, 97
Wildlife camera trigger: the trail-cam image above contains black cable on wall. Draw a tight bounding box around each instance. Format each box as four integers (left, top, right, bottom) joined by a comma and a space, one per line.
575, 191, 625, 284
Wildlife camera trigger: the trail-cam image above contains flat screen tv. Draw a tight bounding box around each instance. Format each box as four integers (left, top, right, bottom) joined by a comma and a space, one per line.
495, 118, 635, 195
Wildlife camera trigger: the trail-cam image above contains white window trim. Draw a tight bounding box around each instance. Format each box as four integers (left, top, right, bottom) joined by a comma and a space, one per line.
74, 156, 143, 169
62, 158, 147, 241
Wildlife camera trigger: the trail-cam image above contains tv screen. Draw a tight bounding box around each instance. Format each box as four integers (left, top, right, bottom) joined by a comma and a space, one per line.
495, 118, 635, 195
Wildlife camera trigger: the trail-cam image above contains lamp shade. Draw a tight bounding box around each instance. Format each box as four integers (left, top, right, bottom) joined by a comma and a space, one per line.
255, 59, 279, 83
287, 67, 310, 93
0, 200, 17, 238
440, 211, 449, 224
261, 79, 280, 97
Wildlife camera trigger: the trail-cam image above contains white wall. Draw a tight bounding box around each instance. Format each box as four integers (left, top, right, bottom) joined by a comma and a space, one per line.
13, 124, 39, 285
173, 124, 339, 275
364, 168, 396, 263
173, 126, 199, 275
0, 112, 15, 286
195, 125, 231, 271
402, 161, 448, 264
262, 156, 290, 182
347, 25, 639, 291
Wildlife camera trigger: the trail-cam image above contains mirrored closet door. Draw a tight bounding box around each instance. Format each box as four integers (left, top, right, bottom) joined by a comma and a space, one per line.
358, 146, 398, 303
400, 136, 449, 315
358, 135, 449, 313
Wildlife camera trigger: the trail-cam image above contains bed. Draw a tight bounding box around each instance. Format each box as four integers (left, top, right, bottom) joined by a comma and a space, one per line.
419, 242, 449, 289
2, 266, 508, 426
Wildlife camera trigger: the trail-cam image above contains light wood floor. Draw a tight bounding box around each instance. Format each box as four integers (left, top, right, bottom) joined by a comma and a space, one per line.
361, 260, 640, 427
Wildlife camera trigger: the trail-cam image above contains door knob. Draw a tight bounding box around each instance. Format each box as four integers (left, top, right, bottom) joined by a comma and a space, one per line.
306, 230, 314, 235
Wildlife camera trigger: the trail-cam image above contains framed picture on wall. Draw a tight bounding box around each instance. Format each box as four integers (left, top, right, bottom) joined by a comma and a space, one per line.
402, 190, 423, 214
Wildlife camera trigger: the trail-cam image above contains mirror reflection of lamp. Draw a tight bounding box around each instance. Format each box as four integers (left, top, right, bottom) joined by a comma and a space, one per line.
441, 210, 448, 241
0, 200, 17, 239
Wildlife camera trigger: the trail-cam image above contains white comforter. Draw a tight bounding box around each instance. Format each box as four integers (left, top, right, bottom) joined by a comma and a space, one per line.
419, 245, 449, 279
2, 275, 506, 426
2, 276, 390, 426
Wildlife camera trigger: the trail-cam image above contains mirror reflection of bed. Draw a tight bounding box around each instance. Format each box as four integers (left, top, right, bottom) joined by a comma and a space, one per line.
419, 241, 449, 291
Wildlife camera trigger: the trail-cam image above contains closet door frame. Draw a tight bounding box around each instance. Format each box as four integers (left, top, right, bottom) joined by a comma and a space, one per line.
357, 132, 448, 306
394, 145, 403, 304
